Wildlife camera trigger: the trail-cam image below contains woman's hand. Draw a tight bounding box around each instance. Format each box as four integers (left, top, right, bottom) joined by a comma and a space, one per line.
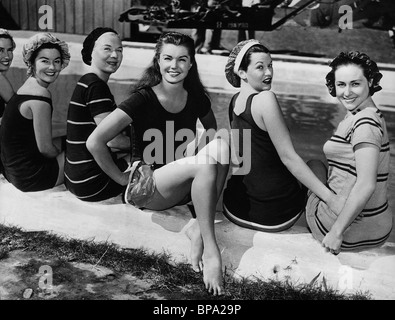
322, 228, 343, 255
119, 171, 131, 186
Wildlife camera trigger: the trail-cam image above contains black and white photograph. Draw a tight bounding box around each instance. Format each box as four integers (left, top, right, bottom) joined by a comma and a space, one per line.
0, 0, 394, 310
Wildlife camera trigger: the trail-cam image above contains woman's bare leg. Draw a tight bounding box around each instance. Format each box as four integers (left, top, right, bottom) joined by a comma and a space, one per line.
144, 155, 223, 295
186, 137, 229, 272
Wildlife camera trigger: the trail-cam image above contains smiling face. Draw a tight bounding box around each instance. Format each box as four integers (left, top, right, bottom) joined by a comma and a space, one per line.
239, 52, 273, 92
32, 48, 62, 88
91, 32, 123, 77
334, 64, 372, 112
158, 43, 192, 85
0, 37, 14, 72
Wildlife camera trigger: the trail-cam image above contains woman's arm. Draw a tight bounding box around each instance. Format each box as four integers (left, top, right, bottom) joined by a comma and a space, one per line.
93, 111, 131, 151
0, 73, 14, 102
86, 108, 132, 186
256, 91, 336, 207
322, 143, 379, 252
30, 100, 60, 158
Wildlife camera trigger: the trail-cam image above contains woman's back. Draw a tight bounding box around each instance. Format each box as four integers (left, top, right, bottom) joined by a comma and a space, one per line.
1, 94, 53, 161
223, 93, 306, 231
0, 94, 57, 190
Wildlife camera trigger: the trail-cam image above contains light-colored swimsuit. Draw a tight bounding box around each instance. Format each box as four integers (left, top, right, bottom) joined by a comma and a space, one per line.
306, 107, 392, 250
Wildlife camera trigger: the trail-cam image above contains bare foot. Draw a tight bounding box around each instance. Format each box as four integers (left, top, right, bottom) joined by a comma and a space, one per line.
203, 251, 224, 296
186, 221, 203, 272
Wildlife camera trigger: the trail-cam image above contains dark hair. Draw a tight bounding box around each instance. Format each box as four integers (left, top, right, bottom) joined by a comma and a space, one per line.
29, 42, 63, 66
325, 51, 382, 97
238, 44, 270, 72
134, 31, 208, 99
0, 33, 15, 50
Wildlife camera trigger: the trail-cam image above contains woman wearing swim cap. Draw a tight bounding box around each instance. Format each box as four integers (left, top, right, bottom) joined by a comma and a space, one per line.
64, 27, 131, 202
0, 33, 70, 191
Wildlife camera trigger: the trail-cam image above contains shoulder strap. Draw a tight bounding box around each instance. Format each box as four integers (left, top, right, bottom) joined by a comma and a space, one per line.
18, 94, 52, 106
246, 93, 259, 112
228, 93, 239, 125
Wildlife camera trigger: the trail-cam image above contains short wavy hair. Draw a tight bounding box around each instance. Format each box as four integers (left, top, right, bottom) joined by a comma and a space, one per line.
325, 51, 382, 97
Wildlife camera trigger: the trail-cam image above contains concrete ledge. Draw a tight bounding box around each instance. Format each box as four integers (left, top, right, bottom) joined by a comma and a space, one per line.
1, 175, 394, 300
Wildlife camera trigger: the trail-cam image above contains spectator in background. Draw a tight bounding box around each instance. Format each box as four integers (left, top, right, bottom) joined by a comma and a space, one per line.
191, 0, 229, 54
235, 0, 257, 41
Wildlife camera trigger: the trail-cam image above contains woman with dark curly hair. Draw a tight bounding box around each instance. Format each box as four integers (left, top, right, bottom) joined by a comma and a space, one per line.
306, 51, 392, 254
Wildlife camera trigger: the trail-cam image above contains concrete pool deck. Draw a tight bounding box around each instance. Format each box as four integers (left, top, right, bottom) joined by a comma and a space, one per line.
1, 31, 395, 300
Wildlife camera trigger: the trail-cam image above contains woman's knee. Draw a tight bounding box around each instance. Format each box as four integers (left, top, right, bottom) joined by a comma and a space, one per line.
216, 137, 230, 164
195, 155, 218, 177
204, 137, 230, 165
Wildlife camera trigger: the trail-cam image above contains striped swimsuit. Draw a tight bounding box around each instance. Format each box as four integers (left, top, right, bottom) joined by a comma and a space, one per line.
306, 106, 392, 250
64, 73, 128, 201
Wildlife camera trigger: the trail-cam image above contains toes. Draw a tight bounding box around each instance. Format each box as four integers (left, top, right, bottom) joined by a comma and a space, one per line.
206, 283, 224, 296
192, 264, 201, 272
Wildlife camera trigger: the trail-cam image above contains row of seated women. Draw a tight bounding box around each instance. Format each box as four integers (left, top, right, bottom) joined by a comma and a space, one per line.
0, 28, 392, 296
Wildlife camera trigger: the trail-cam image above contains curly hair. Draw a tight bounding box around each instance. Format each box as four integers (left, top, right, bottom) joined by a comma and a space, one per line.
22, 33, 70, 76
325, 51, 382, 97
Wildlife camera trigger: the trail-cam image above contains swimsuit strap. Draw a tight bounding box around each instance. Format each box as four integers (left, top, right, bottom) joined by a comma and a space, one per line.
16, 94, 52, 106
